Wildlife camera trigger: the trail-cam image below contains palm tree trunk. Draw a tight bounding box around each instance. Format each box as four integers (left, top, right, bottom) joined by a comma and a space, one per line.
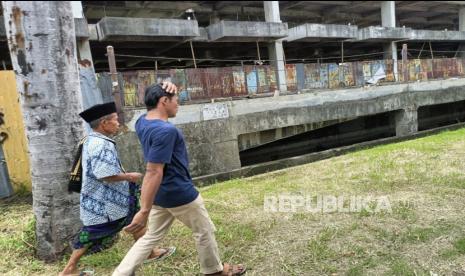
2, 1, 84, 261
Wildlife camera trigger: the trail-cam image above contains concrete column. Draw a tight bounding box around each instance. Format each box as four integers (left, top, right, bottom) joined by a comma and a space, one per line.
395, 107, 418, 137
458, 7, 465, 58
72, 1, 94, 65
264, 1, 287, 92
381, 1, 396, 28
210, 10, 221, 24
381, 1, 398, 80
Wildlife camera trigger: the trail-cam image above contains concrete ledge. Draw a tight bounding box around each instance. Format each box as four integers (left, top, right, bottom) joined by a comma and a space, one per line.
96, 17, 200, 41
192, 27, 209, 42
357, 26, 411, 41
207, 20, 288, 42
74, 18, 89, 39
409, 29, 465, 41
194, 122, 465, 186
88, 24, 98, 41
287, 23, 358, 42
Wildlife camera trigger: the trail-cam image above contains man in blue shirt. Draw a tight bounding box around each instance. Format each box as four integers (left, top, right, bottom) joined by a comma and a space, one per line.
113, 84, 246, 276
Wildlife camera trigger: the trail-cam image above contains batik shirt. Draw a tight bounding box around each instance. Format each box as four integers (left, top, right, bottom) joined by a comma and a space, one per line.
80, 131, 130, 226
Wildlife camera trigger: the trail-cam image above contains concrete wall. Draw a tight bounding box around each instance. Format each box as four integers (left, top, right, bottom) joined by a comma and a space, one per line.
287, 23, 358, 42
207, 20, 288, 42
96, 17, 200, 41
116, 78, 465, 177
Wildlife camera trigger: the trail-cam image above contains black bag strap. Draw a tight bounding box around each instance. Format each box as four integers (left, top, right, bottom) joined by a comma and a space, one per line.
70, 136, 87, 180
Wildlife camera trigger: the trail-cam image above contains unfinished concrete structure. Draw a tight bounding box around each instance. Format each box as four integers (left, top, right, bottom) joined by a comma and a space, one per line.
1, 1, 465, 180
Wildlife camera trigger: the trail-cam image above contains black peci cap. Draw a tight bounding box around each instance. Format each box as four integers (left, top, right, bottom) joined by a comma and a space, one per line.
79, 102, 117, 123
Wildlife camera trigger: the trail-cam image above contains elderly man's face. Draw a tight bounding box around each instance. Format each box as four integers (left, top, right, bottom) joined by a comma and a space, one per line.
102, 113, 120, 134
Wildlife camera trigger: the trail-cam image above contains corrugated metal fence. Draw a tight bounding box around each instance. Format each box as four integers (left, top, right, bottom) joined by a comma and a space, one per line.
97, 58, 465, 107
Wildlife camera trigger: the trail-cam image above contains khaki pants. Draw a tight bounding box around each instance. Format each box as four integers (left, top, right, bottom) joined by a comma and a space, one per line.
113, 195, 223, 276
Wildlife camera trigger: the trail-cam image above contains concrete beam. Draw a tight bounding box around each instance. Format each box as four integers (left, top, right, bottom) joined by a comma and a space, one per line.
88, 24, 98, 41
207, 20, 288, 42
96, 17, 200, 41
287, 23, 358, 42
74, 18, 89, 39
409, 29, 465, 41
191, 27, 209, 42
357, 26, 411, 41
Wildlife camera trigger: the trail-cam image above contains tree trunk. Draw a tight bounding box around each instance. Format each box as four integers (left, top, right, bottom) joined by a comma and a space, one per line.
2, 1, 84, 261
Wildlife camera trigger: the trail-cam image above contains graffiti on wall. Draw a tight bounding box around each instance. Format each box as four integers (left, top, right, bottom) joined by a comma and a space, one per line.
97, 57, 465, 107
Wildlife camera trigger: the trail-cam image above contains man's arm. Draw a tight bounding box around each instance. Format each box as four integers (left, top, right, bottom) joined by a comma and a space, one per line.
101, 172, 142, 183
124, 162, 164, 233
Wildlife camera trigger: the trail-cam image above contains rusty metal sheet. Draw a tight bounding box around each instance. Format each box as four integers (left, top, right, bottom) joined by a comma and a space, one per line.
121, 71, 138, 107
339, 62, 355, 87
304, 63, 319, 89
185, 68, 207, 100
136, 70, 155, 106
232, 66, 247, 95
447, 58, 459, 77
218, 67, 234, 97
204, 67, 222, 98
354, 62, 364, 86
256, 66, 267, 93
421, 59, 433, 80
285, 64, 297, 91
244, 65, 258, 94
383, 59, 395, 82
433, 59, 442, 79
328, 63, 339, 88
265, 66, 277, 92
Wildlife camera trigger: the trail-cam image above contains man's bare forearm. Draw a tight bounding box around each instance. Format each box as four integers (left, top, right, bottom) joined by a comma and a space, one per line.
102, 173, 131, 182
101, 172, 141, 183
139, 170, 162, 214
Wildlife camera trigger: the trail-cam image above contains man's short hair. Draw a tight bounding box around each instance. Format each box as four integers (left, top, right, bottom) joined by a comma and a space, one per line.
144, 84, 175, 111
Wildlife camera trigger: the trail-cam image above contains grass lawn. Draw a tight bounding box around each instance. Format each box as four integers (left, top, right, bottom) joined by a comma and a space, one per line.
2, 127, 465, 275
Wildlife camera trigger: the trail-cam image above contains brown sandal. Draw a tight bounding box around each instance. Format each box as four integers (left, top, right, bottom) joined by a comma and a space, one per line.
205, 263, 247, 276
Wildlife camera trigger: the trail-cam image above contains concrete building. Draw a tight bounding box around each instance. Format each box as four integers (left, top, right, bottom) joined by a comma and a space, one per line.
1, 1, 465, 182
1, 1, 465, 71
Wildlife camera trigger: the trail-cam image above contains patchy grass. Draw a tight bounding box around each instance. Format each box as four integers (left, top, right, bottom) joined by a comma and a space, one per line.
2, 127, 465, 275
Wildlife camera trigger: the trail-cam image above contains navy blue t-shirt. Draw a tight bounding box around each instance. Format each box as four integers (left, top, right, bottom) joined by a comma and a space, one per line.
135, 115, 199, 208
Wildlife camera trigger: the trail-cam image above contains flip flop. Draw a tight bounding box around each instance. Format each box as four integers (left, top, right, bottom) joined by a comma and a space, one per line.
143, 246, 176, 264
78, 269, 95, 276
204, 263, 247, 276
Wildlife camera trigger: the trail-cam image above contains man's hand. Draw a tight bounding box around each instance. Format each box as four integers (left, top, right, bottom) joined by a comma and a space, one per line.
161, 81, 178, 94
124, 210, 149, 234
126, 172, 143, 182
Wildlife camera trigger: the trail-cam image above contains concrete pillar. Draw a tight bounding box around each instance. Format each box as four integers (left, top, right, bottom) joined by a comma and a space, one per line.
72, 1, 94, 65
381, 1, 398, 80
264, 1, 287, 92
210, 10, 221, 24
458, 7, 465, 58
395, 107, 418, 136
381, 1, 396, 28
